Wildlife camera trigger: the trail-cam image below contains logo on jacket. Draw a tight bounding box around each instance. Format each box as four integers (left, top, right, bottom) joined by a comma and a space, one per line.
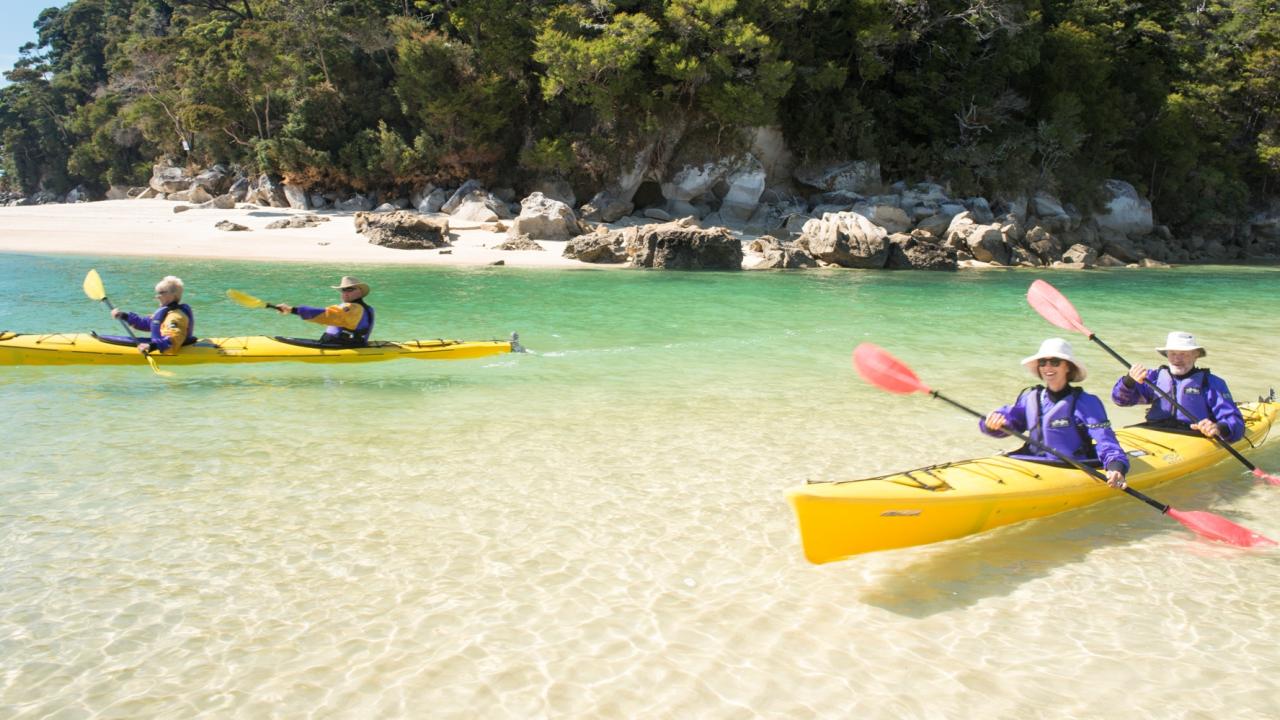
1049, 418, 1071, 428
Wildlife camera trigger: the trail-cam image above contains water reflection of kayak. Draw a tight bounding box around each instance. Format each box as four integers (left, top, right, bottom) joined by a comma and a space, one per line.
0, 330, 521, 365
788, 400, 1279, 564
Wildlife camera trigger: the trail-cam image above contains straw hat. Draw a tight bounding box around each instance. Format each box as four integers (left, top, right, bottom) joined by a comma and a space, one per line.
1021, 337, 1086, 382
331, 276, 370, 296
1157, 331, 1205, 358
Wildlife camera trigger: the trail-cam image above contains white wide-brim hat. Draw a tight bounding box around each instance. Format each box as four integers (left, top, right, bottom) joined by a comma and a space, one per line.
1157, 331, 1206, 358
1021, 337, 1086, 382
331, 275, 370, 296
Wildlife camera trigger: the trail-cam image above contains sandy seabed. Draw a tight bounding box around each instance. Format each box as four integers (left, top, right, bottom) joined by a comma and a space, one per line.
0, 198, 608, 269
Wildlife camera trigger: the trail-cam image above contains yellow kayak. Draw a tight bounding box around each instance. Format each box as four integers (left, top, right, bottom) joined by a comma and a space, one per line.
788, 400, 1279, 564
0, 331, 520, 365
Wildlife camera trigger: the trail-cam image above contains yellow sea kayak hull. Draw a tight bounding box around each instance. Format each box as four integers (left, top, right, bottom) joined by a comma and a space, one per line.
0, 332, 515, 365
787, 401, 1279, 564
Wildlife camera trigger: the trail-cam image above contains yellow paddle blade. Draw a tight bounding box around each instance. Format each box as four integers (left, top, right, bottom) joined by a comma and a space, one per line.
225, 288, 267, 309
82, 269, 106, 301
144, 354, 175, 378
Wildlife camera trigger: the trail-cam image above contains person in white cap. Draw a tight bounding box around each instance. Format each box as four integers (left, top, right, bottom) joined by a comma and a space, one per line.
1111, 331, 1244, 441
982, 338, 1129, 488
275, 276, 376, 346
110, 275, 196, 355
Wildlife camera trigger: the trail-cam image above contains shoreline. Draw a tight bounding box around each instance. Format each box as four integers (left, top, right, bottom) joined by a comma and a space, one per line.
5, 199, 1276, 272
0, 199, 613, 269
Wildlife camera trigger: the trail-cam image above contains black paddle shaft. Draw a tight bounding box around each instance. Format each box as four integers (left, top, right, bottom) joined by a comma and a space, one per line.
100, 296, 143, 343
1086, 334, 1258, 472
928, 390, 1171, 514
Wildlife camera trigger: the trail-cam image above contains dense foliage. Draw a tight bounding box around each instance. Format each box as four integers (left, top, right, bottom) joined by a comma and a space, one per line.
1, 0, 1277, 231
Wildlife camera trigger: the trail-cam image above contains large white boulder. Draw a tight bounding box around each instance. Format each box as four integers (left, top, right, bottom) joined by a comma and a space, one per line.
1093, 179, 1153, 237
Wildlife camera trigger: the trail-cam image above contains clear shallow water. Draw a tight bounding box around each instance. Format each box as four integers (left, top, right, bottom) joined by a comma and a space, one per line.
2, 254, 1279, 718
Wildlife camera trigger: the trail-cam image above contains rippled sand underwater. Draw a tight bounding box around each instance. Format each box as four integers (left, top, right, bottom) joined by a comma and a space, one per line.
2, 256, 1279, 718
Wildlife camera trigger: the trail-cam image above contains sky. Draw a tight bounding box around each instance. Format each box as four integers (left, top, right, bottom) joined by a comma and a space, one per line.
1, 0, 59, 87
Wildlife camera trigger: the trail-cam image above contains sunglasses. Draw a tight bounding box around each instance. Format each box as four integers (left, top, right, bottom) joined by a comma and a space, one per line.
1037, 358, 1065, 367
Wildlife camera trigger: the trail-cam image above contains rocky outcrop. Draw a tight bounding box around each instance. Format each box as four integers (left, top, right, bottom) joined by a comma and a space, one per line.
1094, 179, 1153, 237
744, 236, 816, 269
149, 162, 193, 194
506, 192, 583, 241
798, 211, 891, 268
334, 194, 374, 212
887, 234, 958, 271
945, 212, 1009, 265
494, 235, 545, 251
266, 214, 329, 229
579, 188, 635, 223
564, 220, 742, 269
283, 184, 309, 210
191, 166, 231, 196
354, 210, 449, 249
624, 221, 743, 269
563, 231, 628, 263
794, 161, 880, 193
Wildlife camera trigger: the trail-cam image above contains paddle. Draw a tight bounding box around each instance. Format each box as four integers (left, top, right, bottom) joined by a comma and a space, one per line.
82, 269, 173, 378
225, 288, 283, 311
852, 342, 1275, 547
1027, 278, 1280, 485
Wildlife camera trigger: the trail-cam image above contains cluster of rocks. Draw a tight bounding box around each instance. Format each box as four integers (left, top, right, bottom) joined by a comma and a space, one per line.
10, 151, 1280, 271
563, 217, 745, 269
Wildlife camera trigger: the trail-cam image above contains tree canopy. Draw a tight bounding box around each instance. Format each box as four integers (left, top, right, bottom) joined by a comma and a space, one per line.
2, 0, 1277, 233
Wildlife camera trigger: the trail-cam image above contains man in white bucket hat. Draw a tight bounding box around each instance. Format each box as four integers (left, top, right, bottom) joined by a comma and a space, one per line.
275, 275, 376, 346
982, 338, 1129, 488
1112, 331, 1244, 441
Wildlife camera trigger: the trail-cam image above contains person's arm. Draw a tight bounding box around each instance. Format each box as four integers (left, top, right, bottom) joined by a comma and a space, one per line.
110, 310, 152, 332
293, 303, 363, 330
1202, 376, 1246, 442
1078, 394, 1130, 483
980, 392, 1029, 438
1112, 366, 1157, 406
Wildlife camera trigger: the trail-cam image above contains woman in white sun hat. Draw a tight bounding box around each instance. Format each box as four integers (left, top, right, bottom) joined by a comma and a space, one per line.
981, 338, 1129, 488
1111, 331, 1244, 441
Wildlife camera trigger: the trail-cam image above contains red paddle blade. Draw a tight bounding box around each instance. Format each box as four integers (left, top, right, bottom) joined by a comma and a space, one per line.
1027, 279, 1093, 336
1166, 508, 1276, 547
852, 343, 931, 395
1252, 468, 1280, 486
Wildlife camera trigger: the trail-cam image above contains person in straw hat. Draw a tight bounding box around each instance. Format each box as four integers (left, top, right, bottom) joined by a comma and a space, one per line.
1111, 331, 1244, 441
275, 276, 376, 346
981, 338, 1129, 488
110, 275, 196, 355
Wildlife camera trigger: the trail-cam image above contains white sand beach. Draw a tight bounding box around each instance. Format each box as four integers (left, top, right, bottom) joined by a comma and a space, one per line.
0, 199, 605, 269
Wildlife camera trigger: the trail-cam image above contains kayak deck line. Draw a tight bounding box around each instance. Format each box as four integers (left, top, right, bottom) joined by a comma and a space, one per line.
810, 454, 1051, 490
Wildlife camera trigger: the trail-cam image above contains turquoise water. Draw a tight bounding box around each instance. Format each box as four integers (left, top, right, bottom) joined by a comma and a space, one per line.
3, 253, 1279, 717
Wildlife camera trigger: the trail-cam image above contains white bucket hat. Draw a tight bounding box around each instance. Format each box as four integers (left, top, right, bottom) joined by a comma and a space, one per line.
1157, 331, 1206, 358
1021, 337, 1086, 382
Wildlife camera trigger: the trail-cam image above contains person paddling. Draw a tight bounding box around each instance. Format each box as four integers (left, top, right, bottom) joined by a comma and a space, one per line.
110, 275, 195, 355
1112, 331, 1245, 442
275, 275, 375, 347
982, 338, 1129, 488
